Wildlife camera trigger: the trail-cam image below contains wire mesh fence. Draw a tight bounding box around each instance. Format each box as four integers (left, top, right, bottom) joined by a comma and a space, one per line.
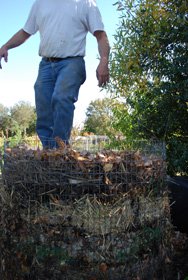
0, 137, 172, 279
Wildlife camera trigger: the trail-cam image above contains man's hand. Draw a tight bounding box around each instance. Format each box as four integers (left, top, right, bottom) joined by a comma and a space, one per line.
0, 46, 8, 69
0, 29, 31, 69
96, 57, 109, 87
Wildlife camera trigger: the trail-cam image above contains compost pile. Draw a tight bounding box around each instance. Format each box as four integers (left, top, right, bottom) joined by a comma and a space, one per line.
2, 138, 165, 203
0, 139, 174, 279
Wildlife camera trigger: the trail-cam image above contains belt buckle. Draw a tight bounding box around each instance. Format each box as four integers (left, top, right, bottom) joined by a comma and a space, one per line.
45, 57, 59, 62
45, 57, 75, 62
48, 57, 56, 62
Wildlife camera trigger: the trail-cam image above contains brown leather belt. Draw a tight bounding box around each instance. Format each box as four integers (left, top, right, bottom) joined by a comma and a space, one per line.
44, 56, 82, 62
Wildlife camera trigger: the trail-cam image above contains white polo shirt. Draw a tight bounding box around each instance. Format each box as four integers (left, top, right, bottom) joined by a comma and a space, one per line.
23, 0, 105, 58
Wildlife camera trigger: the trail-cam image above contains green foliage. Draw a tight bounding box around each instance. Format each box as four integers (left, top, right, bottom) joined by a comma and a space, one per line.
0, 104, 21, 138
83, 98, 120, 136
6, 133, 22, 148
0, 101, 36, 139
11, 101, 36, 137
26, 111, 36, 136
0, 104, 9, 130
167, 136, 188, 175
108, 0, 188, 175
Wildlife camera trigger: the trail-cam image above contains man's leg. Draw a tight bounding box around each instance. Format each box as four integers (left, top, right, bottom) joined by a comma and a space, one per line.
52, 57, 86, 143
34, 59, 56, 148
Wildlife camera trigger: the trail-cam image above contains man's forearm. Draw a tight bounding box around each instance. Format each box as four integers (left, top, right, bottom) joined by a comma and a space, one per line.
94, 31, 110, 87
0, 29, 31, 69
2, 29, 31, 50
94, 31, 110, 61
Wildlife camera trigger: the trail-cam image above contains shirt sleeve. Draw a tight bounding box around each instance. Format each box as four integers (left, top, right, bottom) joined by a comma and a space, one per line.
23, 1, 39, 35
85, 0, 105, 34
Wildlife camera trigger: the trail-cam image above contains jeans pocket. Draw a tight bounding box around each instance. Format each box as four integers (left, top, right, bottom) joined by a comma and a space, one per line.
80, 58, 86, 84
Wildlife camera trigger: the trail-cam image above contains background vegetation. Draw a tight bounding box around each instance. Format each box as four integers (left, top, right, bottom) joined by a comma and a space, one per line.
106, 0, 188, 176
0, 101, 36, 143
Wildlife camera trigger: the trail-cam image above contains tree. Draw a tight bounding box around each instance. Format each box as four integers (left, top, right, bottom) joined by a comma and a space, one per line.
0, 104, 9, 137
0, 104, 19, 138
108, 0, 188, 175
83, 98, 120, 136
11, 101, 36, 137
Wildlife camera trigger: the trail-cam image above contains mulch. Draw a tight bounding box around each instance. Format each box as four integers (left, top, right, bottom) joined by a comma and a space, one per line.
158, 231, 188, 280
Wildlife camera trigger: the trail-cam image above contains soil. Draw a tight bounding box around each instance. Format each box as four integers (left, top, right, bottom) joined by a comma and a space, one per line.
160, 231, 188, 280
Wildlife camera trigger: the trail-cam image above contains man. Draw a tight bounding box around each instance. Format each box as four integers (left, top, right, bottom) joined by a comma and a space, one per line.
0, 0, 110, 148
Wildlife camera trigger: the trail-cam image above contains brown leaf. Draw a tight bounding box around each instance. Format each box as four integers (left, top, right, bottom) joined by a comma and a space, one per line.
21, 264, 30, 273
165, 256, 172, 264
103, 163, 113, 172
55, 136, 67, 149
99, 262, 108, 273
104, 175, 112, 185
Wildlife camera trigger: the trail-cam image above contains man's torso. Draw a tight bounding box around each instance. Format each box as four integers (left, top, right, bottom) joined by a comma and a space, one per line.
23, 0, 104, 58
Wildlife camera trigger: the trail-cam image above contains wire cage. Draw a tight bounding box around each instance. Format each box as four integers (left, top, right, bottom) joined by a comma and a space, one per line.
0, 137, 171, 280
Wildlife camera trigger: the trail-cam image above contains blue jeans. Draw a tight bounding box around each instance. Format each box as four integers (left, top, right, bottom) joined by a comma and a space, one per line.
34, 57, 86, 148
